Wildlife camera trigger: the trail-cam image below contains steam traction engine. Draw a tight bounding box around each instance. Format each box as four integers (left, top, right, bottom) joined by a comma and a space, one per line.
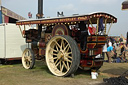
16, 12, 117, 77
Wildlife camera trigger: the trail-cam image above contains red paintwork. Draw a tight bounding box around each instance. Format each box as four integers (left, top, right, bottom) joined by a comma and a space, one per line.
6, 57, 21, 61
79, 35, 106, 68
39, 41, 46, 48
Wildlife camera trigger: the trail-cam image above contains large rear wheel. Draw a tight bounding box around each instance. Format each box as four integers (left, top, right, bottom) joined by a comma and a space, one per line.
22, 48, 35, 69
45, 35, 80, 77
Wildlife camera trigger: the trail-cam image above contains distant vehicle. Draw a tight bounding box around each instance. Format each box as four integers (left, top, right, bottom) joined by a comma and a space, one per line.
16, 12, 117, 77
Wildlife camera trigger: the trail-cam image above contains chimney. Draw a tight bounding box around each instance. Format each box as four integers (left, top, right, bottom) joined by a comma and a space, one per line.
37, 0, 43, 18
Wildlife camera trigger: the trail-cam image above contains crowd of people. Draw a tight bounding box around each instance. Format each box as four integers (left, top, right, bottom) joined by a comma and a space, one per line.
102, 38, 128, 63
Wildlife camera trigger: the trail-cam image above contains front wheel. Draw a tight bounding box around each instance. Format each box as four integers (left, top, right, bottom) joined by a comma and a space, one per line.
45, 35, 80, 77
22, 48, 35, 69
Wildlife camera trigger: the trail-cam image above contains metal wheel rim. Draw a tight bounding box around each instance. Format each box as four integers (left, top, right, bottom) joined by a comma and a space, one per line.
22, 49, 33, 69
46, 36, 73, 76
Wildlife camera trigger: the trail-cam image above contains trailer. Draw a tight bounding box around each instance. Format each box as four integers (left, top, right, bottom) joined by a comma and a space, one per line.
0, 23, 28, 63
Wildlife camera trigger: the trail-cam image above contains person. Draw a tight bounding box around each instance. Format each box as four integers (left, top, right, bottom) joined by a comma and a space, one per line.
120, 42, 125, 54
116, 44, 121, 57
113, 41, 117, 49
102, 43, 108, 60
107, 45, 115, 63
113, 46, 117, 58
80, 22, 88, 51
120, 43, 128, 62
108, 40, 112, 47
88, 27, 96, 35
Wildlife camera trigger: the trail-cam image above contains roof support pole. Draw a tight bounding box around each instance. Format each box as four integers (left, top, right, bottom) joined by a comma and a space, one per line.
104, 19, 107, 34
96, 18, 99, 35
89, 18, 93, 27
24, 25, 26, 31
89, 19, 96, 34
19, 25, 24, 38
107, 21, 113, 35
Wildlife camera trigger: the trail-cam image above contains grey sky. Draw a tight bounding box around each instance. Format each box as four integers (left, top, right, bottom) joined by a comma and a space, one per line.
2, 0, 128, 37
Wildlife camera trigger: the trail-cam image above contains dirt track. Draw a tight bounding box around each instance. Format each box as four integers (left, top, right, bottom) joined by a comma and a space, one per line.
0, 61, 128, 85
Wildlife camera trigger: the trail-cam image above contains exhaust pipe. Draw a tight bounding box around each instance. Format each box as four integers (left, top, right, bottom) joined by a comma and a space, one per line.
37, 0, 43, 18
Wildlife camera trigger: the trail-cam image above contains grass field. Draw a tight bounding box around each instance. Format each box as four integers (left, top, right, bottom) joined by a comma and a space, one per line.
0, 60, 128, 85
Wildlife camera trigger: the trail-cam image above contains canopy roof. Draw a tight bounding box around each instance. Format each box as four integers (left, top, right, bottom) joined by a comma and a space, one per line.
16, 12, 117, 25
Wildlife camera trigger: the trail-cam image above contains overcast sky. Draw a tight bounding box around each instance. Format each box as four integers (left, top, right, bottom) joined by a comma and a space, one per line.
2, 0, 128, 37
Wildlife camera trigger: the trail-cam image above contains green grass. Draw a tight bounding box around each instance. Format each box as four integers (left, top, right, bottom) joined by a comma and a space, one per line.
0, 60, 128, 85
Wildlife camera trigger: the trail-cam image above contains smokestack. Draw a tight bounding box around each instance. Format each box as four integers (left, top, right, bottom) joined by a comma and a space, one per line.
37, 0, 43, 18
37, 0, 43, 40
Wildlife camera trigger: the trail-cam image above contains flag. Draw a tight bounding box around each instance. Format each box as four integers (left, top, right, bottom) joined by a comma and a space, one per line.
28, 12, 32, 18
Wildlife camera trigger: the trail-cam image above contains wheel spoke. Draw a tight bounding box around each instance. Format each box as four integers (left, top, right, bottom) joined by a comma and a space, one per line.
67, 59, 72, 63
61, 39, 65, 50
24, 56, 27, 60
55, 60, 61, 67
56, 45, 59, 51
49, 52, 57, 56
53, 53, 58, 56
49, 57, 58, 61
26, 61, 30, 67
62, 61, 68, 70
54, 40, 61, 49
63, 41, 65, 50
55, 58, 59, 65
29, 58, 32, 63
28, 55, 31, 61
67, 52, 72, 55
50, 47, 58, 52
66, 61, 70, 70
29, 59, 32, 62
64, 44, 69, 52
60, 64, 64, 72
66, 56, 72, 59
